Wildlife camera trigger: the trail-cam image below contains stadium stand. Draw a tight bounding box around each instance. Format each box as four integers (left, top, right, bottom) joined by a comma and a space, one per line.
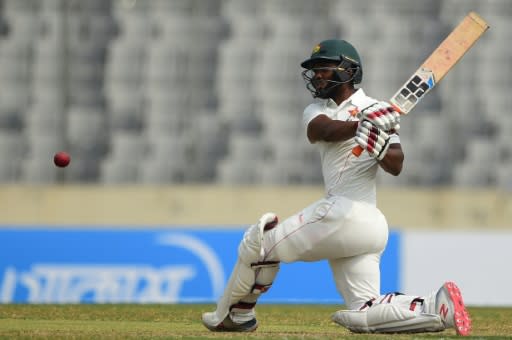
0, 0, 509, 188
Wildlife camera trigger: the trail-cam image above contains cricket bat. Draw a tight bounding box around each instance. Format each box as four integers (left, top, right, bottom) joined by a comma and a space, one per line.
353, 11, 489, 156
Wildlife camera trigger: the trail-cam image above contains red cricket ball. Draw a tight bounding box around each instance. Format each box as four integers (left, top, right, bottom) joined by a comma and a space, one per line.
53, 151, 71, 168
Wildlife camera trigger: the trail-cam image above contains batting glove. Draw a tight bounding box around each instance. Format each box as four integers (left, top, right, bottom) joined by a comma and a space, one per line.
355, 120, 391, 160
358, 101, 400, 132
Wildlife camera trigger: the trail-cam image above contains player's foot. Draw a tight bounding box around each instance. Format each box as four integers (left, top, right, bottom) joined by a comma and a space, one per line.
202, 312, 258, 332
435, 281, 471, 336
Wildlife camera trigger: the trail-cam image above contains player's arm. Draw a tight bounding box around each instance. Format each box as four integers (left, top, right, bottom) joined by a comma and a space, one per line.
307, 114, 359, 143
378, 143, 403, 176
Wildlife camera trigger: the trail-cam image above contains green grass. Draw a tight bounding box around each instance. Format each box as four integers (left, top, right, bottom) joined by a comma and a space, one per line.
0, 304, 511, 339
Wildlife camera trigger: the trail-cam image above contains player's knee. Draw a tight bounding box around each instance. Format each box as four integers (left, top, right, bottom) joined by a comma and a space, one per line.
238, 212, 279, 266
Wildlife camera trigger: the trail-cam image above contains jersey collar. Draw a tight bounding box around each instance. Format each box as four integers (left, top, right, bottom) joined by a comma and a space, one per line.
324, 88, 367, 109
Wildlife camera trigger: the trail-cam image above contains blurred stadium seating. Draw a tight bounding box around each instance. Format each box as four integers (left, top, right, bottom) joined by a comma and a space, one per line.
0, 0, 509, 187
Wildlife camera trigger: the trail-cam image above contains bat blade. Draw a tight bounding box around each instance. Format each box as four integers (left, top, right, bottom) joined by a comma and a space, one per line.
390, 11, 489, 114
353, 11, 489, 156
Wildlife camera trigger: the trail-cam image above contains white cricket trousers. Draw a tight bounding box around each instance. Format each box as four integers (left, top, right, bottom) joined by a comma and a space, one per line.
263, 195, 389, 310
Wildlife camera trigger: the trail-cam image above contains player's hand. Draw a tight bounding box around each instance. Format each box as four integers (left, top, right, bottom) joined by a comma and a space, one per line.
355, 121, 390, 160
358, 101, 400, 132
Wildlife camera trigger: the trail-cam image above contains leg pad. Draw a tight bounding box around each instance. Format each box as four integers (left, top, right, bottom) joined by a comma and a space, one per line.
332, 304, 445, 334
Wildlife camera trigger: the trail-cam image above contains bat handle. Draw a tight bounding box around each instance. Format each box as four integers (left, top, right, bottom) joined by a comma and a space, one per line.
352, 145, 363, 157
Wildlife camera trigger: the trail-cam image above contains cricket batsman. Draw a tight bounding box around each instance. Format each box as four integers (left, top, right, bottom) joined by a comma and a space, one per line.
201, 39, 471, 336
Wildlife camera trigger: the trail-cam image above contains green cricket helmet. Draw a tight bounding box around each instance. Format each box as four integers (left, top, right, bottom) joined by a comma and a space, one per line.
301, 39, 363, 97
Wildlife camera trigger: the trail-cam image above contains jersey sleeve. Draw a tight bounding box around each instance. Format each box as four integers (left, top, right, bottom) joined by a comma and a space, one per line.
302, 103, 324, 144
303, 103, 322, 130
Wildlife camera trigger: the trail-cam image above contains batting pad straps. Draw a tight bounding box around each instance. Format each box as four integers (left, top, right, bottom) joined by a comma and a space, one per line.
251, 261, 279, 269
230, 301, 256, 312
409, 297, 425, 311
359, 298, 376, 310
250, 261, 279, 293
251, 283, 272, 294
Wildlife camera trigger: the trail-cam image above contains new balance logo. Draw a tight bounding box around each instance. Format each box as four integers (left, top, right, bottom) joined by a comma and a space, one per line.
439, 303, 449, 319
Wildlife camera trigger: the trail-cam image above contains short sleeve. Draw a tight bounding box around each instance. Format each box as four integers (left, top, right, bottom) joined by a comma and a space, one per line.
303, 103, 322, 129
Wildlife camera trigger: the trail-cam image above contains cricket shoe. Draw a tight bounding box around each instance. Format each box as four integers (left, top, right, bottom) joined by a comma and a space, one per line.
435, 281, 471, 336
202, 312, 258, 332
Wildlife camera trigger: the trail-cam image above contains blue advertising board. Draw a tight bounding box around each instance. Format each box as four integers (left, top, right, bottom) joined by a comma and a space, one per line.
0, 227, 400, 304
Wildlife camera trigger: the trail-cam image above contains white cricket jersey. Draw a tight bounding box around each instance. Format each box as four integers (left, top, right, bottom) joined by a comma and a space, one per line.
303, 89, 400, 205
